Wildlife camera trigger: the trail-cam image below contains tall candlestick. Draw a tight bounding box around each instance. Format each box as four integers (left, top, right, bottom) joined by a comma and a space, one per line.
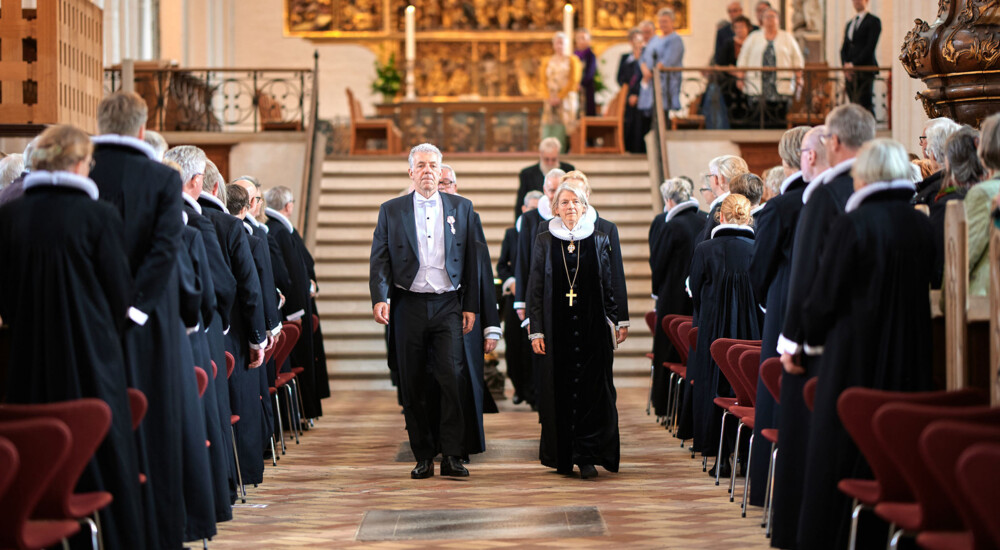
563, 4, 573, 51
405, 5, 416, 62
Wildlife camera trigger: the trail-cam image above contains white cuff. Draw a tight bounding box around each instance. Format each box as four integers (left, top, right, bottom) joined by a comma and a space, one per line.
286, 309, 305, 321
270, 325, 282, 337
513, 301, 526, 310
618, 320, 630, 329
803, 343, 825, 356
528, 333, 544, 340
759, 304, 767, 314
128, 307, 149, 326
501, 277, 516, 295
185, 322, 201, 335
520, 318, 530, 329
651, 294, 658, 300
249, 338, 266, 350
484, 326, 502, 339
223, 325, 231, 335
776, 333, 802, 356
685, 277, 692, 298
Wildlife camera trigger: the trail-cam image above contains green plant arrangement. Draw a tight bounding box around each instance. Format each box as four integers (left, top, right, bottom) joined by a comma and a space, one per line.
371, 53, 402, 101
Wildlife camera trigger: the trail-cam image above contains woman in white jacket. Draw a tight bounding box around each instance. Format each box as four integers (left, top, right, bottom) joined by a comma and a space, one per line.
736, 8, 804, 100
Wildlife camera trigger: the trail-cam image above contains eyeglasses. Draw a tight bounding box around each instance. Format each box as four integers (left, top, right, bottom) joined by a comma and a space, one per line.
918, 135, 927, 144
88, 158, 96, 171
699, 186, 712, 193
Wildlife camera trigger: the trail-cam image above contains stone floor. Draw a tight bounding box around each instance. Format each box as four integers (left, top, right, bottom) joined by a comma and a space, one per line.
210, 379, 773, 549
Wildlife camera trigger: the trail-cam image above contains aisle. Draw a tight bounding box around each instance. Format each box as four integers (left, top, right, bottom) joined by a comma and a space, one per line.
212, 381, 772, 549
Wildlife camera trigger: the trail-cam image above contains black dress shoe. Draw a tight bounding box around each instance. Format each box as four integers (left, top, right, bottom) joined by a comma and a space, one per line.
440, 455, 469, 477
579, 464, 598, 479
707, 460, 731, 479
411, 459, 434, 479
512, 394, 524, 405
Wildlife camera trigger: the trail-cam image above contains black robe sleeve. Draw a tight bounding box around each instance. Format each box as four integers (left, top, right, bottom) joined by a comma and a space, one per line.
190, 214, 235, 330
225, 222, 267, 345
526, 232, 549, 338
131, 171, 183, 317
477, 241, 501, 329
689, 243, 708, 316
496, 227, 516, 282
95, 214, 134, 335
800, 215, 859, 348
186, 228, 216, 329
749, 201, 781, 302
514, 213, 538, 309
460, 204, 480, 314
603, 220, 630, 326
598, 233, 619, 326
248, 233, 280, 334
176, 238, 202, 330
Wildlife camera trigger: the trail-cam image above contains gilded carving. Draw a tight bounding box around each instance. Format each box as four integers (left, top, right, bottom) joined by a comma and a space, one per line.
942, 29, 1000, 67
899, 19, 931, 77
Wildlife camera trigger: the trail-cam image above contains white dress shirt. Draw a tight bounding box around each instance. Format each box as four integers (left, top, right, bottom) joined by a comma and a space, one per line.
409, 191, 455, 293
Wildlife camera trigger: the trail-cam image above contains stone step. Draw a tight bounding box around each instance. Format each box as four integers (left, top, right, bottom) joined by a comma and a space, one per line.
319, 188, 655, 209
313, 223, 658, 243
315, 241, 655, 262
322, 156, 651, 177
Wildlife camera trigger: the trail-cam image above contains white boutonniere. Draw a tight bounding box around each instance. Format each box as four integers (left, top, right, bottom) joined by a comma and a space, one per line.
447, 215, 456, 234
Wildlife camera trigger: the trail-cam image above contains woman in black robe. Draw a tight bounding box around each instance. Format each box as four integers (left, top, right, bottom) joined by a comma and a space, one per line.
794, 139, 934, 550
528, 182, 621, 479
617, 29, 650, 153
648, 178, 704, 417
687, 193, 761, 475
0, 125, 146, 550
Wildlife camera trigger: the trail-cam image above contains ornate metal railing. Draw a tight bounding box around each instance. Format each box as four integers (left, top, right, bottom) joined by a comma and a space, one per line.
651, 66, 891, 131
104, 67, 315, 133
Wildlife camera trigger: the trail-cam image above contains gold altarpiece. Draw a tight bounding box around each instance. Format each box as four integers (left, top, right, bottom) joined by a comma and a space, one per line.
286, 0, 689, 151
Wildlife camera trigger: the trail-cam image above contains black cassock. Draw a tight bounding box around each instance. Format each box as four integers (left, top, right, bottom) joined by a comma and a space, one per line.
745, 172, 806, 506
0, 175, 145, 550
528, 231, 620, 473
497, 225, 533, 404
292, 228, 331, 402
266, 210, 324, 418
90, 136, 186, 550
772, 163, 854, 550
694, 194, 727, 245
617, 52, 650, 154
244, 226, 278, 448
648, 201, 704, 416
688, 225, 761, 458
198, 194, 269, 486
458, 241, 501, 455
796, 184, 934, 550
513, 161, 575, 221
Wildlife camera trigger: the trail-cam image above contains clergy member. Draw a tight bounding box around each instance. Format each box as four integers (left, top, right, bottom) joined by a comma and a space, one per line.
370, 143, 479, 479
513, 137, 574, 221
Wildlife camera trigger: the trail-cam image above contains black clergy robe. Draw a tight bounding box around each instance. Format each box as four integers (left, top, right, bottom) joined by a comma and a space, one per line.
772, 161, 855, 550
648, 201, 704, 416
497, 226, 533, 404
198, 194, 269, 486
0, 177, 145, 550
594, 213, 630, 329
514, 208, 549, 314
291, 227, 331, 402
687, 225, 761, 458
243, 224, 277, 443
796, 185, 934, 550
746, 172, 806, 506
266, 210, 324, 419
527, 231, 620, 473
181, 224, 234, 522
513, 161, 574, 221
694, 194, 727, 245
90, 136, 186, 550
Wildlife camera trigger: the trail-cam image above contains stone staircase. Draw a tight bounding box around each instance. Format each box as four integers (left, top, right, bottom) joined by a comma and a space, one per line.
314, 155, 657, 380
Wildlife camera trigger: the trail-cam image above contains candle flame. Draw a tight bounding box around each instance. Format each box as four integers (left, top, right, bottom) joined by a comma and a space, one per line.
406, 5, 415, 13
564, 3, 573, 13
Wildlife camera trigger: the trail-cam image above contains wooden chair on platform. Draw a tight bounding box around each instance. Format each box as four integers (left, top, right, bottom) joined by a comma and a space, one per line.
572, 84, 628, 154
257, 92, 302, 131
671, 93, 706, 130
346, 87, 402, 155
786, 63, 834, 129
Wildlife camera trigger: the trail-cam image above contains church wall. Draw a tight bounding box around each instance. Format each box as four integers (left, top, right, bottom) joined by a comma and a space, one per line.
229, 140, 307, 202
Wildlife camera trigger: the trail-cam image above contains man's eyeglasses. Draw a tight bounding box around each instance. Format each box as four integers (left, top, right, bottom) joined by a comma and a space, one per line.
918, 135, 927, 144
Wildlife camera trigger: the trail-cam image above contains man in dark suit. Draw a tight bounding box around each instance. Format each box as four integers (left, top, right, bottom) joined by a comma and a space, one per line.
370, 143, 479, 479
712, 1, 751, 65
499, 191, 541, 405
513, 137, 574, 221
840, 0, 881, 114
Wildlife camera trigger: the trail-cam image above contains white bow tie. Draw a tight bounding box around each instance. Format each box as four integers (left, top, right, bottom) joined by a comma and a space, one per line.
416, 198, 437, 208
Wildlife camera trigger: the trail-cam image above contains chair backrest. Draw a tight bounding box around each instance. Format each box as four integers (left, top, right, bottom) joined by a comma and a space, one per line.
710, 339, 750, 403
211, 360, 218, 380
737, 348, 762, 407
687, 326, 699, 354
312, 313, 320, 334
920, 421, 1000, 538
874, 403, 1000, 531
726, 343, 759, 405
257, 92, 284, 124
127, 388, 147, 430
837, 388, 987, 504
645, 311, 656, 333
0, 418, 72, 548
956, 442, 1000, 549
604, 84, 629, 118
225, 351, 235, 379
664, 315, 692, 364
759, 357, 782, 403
194, 367, 208, 398
0, 438, 18, 506
345, 87, 361, 122
0, 399, 111, 518
803, 377, 817, 411
275, 322, 302, 369
676, 321, 693, 361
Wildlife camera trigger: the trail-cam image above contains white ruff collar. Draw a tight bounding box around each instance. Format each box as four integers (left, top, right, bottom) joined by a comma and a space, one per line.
845, 180, 917, 213
182, 192, 202, 214
266, 207, 294, 233
780, 171, 802, 194
23, 171, 99, 200
247, 214, 269, 233
199, 191, 230, 214
548, 214, 595, 241
665, 199, 700, 222
515, 214, 522, 232
751, 203, 766, 215
709, 191, 730, 211
537, 195, 554, 220
711, 223, 754, 238
182, 210, 188, 225
92, 134, 158, 160
242, 220, 254, 235
803, 158, 855, 204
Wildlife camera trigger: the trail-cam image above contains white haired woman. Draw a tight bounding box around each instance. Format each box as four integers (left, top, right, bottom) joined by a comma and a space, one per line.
527, 182, 620, 479
794, 138, 935, 549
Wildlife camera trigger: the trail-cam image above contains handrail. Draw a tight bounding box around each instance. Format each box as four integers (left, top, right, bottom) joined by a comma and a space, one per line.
298, 51, 321, 243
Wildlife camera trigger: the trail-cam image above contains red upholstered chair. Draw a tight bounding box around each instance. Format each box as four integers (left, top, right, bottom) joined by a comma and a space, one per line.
273, 322, 304, 445
709, 339, 744, 481
803, 377, 817, 411
836, 388, 988, 550
955, 443, 1000, 550
873, 403, 1000, 549
662, 315, 692, 432
0, 418, 80, 550
194, 367, 208, 398
758, 357, 782, 535
224, 354, 247, 502
644, 311, 657, 415
735, 347, 763, 516
915, 422, 1000, 550
0, 399, 114, 550
0, 437, 18, 506
126, 388, 149, 485
683, 324, 698, 455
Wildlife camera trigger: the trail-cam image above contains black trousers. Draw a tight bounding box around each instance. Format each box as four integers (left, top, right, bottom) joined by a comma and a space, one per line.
847, 72, 876, 114
393, 289, 466, 460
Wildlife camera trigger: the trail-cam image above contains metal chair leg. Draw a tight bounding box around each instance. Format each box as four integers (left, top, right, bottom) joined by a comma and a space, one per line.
94, 511, 104, 550
202, 538, 208, 549
885, 523, 896, 550
762, 442, 775, 528
646, 363, 654, 415
291, 378, 306, 435
665, 372, 677, 431
273, 392, 286, 453
81, 516, 98, 550
888, 527, 904, 550
742, 433, 754, 517
715, 410, 729, 486
285, 384, 300, 444
270, 434, 278, 466
231, 426, 246, 503
766, 446, 777, 537
672, 377, 684, 434
730, 420, 745, 501
849, 499, 863, 550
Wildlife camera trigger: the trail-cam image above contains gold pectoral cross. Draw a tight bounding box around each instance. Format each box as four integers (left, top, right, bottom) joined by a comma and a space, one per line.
566, 287, 578, 307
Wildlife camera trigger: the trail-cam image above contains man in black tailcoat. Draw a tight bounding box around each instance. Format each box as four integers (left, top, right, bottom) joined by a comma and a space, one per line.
370, 143, 479, 479
513, 137, 574, 221
840, 0, 881, 114
89, 91, 186, 550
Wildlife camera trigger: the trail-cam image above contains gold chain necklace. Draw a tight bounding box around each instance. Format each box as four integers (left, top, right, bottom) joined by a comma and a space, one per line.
560, 238, 581, 306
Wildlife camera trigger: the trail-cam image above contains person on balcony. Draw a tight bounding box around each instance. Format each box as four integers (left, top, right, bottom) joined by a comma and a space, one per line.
736, 8, 804, 128
617, 28, 650, 153
639, 8, 684, 117
574, 28, 598, 117
539, 32, 582, 152
840, 0, 881, 115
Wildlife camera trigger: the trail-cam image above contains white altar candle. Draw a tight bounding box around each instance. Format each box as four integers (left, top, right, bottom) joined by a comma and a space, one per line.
563, 4, 573, 51
405, 5, 416, 62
